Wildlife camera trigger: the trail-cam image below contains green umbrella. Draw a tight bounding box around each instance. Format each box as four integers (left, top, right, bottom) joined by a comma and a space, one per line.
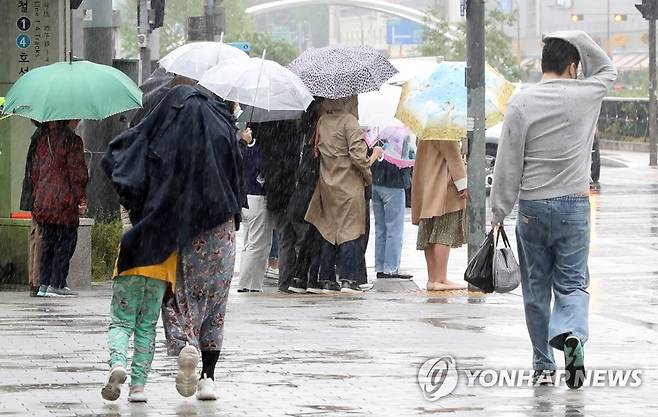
2, 61, 142, 122
0, 97, 9, 121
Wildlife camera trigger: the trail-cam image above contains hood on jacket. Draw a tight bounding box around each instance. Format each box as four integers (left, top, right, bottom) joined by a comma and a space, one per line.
322, 96, 359, 119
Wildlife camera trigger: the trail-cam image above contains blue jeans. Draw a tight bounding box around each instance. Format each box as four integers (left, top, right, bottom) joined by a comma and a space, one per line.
516, 195, 590, 371
372, 185, 406, 274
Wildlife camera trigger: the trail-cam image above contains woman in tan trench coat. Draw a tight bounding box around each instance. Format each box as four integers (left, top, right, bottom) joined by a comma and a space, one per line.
412, 140, 468, 291
305, 96, 382, 292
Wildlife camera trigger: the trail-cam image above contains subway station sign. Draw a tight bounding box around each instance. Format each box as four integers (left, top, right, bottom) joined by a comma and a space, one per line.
2, 0, 64, 84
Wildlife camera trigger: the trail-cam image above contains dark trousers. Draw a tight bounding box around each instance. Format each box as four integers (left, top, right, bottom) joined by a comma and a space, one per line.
293, 224, 322, 286
269, 230, 279, 260
39, 223, 78, 288
271, 211, 308, 291
319, 237, 362, 283
358, 198, 370, 284
317, 197, 370, 286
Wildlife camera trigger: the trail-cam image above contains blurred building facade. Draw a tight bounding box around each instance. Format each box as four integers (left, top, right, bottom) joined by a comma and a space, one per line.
512, 0, 649, 72
235, 1, 648, 70
329, 0, 462, 57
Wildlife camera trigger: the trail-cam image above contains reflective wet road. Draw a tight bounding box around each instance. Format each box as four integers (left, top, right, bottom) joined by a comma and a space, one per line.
0, 151, 656, 416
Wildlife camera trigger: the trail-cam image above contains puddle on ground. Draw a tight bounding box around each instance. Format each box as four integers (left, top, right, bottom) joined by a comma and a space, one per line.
0, 382, 98, 394
419, 317, 485, 332
287, 404, 364, 416
416, 406, 485, 414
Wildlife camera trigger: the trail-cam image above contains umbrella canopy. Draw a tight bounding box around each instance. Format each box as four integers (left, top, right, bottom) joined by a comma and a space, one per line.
288, 45, 398, 99
200, 57, 313, 112
237, 106, 303, 123
365, 126, 416, 169
159, 41, 249, 81
2, 61, 142, 123
358, 57, 440, 127
396, 61, 515, 141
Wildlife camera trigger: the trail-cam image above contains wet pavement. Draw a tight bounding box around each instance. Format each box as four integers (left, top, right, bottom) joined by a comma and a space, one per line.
0, 150, 657, 416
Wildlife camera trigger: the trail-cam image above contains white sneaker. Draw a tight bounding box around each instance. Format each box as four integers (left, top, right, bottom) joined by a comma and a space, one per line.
128, 385, 148, 403
196, 375, 218, 401
176, 345, 199, 397
265, 267, 279, 279
101, 365, 127, 401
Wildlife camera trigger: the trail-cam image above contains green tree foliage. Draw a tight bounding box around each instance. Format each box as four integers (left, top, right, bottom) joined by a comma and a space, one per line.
225, 32, 299, 65
117, 0, 297, 65
91, 220, 122, 282
224, 0, 252, 35
419, 8, 528, 81
418, 16, 460, 59
485, 9, 527, 82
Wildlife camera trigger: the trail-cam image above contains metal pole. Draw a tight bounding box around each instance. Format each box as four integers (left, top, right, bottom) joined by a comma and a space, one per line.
82, 0, 119, 218
466, 0, 486, 266
138, 0, 151, 84
205, 0, 215, 41
65, 0, 71, 61
650, 18, 657, 166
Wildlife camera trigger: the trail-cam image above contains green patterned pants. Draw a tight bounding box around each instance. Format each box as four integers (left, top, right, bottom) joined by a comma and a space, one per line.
108, 275, 166, 387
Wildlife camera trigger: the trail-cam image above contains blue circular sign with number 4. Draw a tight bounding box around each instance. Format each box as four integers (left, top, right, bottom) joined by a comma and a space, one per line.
17, 34, 31, 49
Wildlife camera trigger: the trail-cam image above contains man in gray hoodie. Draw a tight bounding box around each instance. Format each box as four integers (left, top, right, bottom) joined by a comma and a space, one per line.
491, 31, 617, 389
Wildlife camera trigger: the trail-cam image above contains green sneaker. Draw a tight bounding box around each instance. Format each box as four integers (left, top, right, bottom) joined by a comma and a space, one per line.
564, 335, 585, 389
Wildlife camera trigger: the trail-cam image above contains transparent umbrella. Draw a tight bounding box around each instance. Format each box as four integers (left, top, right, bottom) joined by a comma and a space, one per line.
365, 126, 416, 169
199, 54, 314, 117
159, 40, 249, 81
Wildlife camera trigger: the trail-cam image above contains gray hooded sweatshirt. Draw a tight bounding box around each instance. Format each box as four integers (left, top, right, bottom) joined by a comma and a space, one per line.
491, 31, 618, 224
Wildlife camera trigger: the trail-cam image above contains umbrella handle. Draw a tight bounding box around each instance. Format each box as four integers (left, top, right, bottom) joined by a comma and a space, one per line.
248, 106, 256, 124
374, 139, 385, 162
248, 49, 267, 124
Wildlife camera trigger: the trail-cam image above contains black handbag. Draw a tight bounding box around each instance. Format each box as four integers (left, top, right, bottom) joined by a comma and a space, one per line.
464, 227, 521, 294
464, 229, 495, 293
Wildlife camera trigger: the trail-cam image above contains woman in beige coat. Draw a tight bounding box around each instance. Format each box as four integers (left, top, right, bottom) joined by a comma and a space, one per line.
412, 140, 468, 291
305, 96, 382, 292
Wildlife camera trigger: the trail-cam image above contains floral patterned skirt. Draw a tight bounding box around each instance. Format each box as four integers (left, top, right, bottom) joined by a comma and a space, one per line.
162, 219, 236, 355
416, 210, 467, 251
